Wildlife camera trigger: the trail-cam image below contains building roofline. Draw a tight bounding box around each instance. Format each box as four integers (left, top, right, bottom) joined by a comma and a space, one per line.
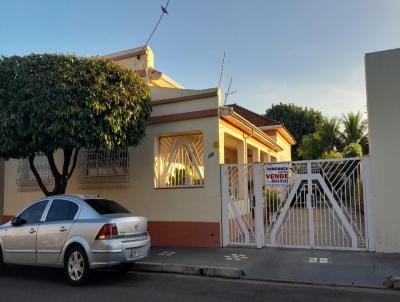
258, 125, 297, 145
103, 45, 149, 60
220, 106, 283, 152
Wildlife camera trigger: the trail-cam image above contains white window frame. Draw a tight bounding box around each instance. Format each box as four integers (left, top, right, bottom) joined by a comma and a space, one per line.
155, 132, 205, 189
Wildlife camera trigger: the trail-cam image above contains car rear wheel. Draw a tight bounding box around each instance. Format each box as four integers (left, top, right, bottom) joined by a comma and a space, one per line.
64, 246, 90, 286
114, 263, 134, 274
0, 247, 7, 274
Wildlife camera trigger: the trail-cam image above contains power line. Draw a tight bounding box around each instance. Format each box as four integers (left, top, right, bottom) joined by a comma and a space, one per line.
144, 0, 171, 47
218, 51, 226, 88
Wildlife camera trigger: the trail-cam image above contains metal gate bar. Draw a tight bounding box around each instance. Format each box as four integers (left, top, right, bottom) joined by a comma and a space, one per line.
221, 157, 372, 251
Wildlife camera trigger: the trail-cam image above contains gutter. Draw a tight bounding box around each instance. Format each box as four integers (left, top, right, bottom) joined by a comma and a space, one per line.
220, 106, 283, 152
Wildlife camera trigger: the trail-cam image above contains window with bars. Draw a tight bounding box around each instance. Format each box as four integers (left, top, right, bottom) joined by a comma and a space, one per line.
16, 154, 53, 191
78, 148, 130, 186
155, 132, 204, 188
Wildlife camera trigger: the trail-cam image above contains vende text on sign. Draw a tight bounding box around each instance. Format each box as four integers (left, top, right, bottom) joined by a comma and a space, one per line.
265, 163, 289, 185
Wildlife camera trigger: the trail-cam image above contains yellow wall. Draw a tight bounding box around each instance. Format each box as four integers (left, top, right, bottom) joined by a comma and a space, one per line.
273, 132, 292, 162
104, 46, 154, 71
3, 88, 222, 224
218, 119, 278, 164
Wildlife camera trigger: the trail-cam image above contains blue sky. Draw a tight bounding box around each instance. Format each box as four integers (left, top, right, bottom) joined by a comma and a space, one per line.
1, 0, 400, 116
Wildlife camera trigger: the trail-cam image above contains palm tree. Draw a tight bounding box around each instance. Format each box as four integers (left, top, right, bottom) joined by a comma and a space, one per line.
297, 117, 341, 159
341, 112, 367, 145
318, 117, 342, 151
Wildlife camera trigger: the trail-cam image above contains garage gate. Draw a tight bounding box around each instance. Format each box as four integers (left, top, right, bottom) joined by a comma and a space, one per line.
221, 158, 374, 251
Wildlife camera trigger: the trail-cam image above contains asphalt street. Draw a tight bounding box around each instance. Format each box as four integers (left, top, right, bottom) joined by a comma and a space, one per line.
0, 266, 399, 302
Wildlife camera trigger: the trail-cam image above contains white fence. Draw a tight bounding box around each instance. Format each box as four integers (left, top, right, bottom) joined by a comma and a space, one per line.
221, 157, 374, 251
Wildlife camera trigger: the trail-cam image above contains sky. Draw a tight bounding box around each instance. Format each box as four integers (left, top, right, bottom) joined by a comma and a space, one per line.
1, 0, 400, 117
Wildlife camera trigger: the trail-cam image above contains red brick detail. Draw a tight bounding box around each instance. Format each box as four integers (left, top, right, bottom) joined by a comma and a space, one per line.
148, 221, 220, 248
151, 91, 218, 106
1, 215, 13, 224
149, 108, 219, 125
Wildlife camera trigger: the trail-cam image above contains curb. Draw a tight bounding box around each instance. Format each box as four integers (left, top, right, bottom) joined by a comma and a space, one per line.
133, 262, 392, 291
134, 261, 243, 279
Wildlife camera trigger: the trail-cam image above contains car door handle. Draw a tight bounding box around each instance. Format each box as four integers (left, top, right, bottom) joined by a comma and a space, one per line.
59, 226, 67, 232
28, 228, 36, 234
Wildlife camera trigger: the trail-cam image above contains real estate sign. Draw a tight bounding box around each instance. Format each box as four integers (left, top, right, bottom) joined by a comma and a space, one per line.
265, 163, 289, 186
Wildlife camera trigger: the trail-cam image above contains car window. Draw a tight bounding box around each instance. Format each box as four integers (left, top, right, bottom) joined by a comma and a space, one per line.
84, 199, 131, 215
46, 199, 79, 222
19, 200, 48, 224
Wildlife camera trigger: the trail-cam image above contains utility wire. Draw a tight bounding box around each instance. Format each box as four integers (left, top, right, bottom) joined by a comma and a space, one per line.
144, 0, 171, 47
218, 51, 226, 88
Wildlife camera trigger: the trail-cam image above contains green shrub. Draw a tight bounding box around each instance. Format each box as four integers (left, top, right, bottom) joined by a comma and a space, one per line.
321, 150, 343, 159
343, 143, 363, 158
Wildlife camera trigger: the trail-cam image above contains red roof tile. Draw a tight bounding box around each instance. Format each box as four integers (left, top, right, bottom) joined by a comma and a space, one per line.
227, 104, 281, 127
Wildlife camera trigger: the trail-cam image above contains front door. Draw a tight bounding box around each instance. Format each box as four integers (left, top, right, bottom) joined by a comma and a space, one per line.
5, 200, 48, 264
36, 199, 79, 265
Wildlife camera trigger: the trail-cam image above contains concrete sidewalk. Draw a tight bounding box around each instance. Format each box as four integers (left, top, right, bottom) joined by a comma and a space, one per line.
135, 246, 400, 289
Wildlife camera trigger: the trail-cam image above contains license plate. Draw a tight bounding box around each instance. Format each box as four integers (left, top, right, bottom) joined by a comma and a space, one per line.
131, 246, 146, 258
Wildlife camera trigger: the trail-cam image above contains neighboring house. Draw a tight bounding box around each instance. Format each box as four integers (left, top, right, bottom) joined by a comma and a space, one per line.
0, 46, 295, 247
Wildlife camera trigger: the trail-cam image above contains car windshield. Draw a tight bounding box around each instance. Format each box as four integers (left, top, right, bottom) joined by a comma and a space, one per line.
84, 199, 131, 215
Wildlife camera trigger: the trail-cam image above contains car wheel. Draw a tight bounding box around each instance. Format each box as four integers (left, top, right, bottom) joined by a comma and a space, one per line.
0, 247, 7, 274
64, 246, 90, 286
114, 263, 134, 274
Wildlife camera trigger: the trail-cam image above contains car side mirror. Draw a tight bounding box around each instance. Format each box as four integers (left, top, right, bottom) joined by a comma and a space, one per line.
11, 217, 19, 226
11, 217, 26, 226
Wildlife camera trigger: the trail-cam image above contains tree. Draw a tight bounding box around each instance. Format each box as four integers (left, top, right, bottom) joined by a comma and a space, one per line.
359, 135, 369, 155
317, 117, 342, 151
343, 143, 363, 158
265, 103, 323, 160
298, 117, 342, 160
297, 133, 323, 160
0, 54, 151, 196
341, 112, 367, 145
321, 150, 343, 159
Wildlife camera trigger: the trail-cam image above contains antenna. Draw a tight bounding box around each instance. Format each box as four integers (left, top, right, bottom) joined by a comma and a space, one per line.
224, 78, 236, 105
218, 51, 226, 88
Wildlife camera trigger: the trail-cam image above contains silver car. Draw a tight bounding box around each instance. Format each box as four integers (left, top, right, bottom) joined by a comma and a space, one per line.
0, 194, 150, 285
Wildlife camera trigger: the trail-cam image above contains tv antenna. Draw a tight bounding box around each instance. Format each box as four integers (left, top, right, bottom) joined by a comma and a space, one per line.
224, 78, 236, 105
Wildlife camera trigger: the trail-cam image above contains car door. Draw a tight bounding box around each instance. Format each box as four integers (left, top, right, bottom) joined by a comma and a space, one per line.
36, 198, 80, 265
4, 200, 49, 264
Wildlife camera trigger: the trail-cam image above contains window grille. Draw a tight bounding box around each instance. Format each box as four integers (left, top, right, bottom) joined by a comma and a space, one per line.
155, 132, 204, 188
78, 148, 130, 187
16, 154, 53, 191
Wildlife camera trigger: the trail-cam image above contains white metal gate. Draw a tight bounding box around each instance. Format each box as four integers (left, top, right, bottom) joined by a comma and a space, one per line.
221, 157, 373, 251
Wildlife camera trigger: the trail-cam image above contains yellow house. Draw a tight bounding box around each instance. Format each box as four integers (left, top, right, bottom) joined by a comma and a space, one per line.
0, 46, 295, 247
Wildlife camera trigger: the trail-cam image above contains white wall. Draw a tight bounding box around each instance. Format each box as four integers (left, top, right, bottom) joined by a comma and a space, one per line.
365, 48, 400, 253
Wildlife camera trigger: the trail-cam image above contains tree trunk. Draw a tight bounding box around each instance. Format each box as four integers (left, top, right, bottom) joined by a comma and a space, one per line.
29, 148, 79, 196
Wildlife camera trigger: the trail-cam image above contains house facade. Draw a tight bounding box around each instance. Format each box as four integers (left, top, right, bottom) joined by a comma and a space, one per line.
0, 46, 295, 247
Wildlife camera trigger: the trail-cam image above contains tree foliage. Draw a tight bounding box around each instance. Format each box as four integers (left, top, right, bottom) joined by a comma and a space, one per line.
297, 133, 323, 160
0, 54, 151, 196
341, 112, 367, 146
321, 150, 343, 159
265, 103, 323, 160
298, 112, 368, 160
343, 143, 363, 158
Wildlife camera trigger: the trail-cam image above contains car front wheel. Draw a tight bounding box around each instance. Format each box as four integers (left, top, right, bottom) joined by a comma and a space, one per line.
64, 246, 90, 286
